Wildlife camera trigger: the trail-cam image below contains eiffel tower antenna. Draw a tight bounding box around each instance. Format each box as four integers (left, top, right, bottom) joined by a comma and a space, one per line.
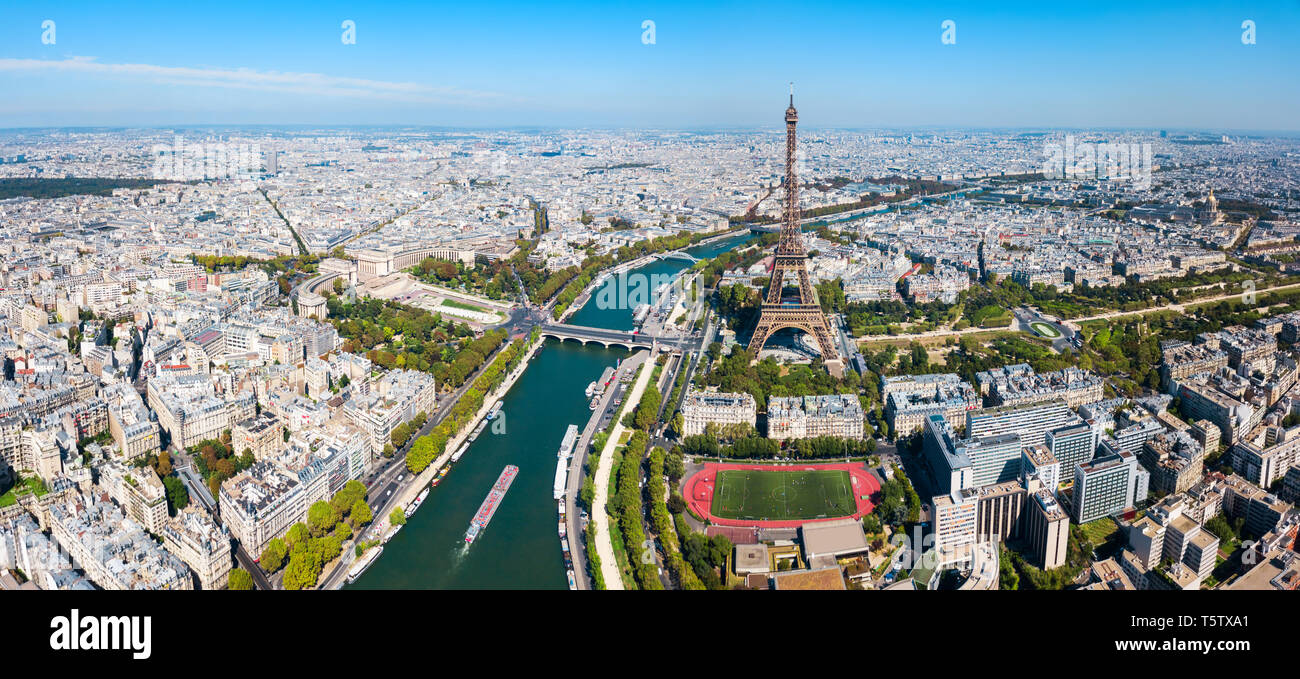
746, 86, 842, 375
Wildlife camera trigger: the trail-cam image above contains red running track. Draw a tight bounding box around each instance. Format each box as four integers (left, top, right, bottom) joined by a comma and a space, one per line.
683, 461, 880, 529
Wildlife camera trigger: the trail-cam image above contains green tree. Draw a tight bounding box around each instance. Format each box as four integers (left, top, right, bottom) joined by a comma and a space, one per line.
282, 551, 322, 590
390, 508, 407, 526
228, 568, 254, 590
259, 538, 287, 573
162, 476, 189, 515
634, 387, 662, 431
285, 522, 310, 549
307, 500, 340, 537
351, 499, 374, 527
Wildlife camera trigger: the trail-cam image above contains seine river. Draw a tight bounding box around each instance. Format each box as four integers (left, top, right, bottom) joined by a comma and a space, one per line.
351, 232, 753, 589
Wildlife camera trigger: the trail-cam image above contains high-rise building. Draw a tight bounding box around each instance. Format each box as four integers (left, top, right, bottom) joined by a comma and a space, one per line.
1022, 444, 1061, 491
1024, 487, 1071, 569
923, 414, 972, 495
1072, 449, 1148, 523
973, 480, 1027, 543
957, 433, 1023, 488
966, 399, 1073, 450
932, 489, 978, 567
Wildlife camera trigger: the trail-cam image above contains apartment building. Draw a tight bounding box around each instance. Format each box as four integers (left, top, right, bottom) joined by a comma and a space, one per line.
232, 411, 286, 460
99, 462, 170, 536
1139, 431, 1205, 496
1159, 341, 1229, 393
975, 364, 1104, 409
766, 394, 864, 441
218, 461, 311, 558
47, 493, 192, 590
680, 389, 757, 437
161, 508, 232, 590
882, 373, 980, 437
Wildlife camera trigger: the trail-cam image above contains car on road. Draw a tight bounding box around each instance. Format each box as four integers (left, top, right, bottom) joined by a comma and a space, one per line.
397, 474, 404, 481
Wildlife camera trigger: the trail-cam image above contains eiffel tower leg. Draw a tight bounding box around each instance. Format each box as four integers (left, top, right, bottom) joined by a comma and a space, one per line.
747, 315, 777, 358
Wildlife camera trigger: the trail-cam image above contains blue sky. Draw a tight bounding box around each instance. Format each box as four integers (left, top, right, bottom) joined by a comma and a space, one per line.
1, 1, 1297, 130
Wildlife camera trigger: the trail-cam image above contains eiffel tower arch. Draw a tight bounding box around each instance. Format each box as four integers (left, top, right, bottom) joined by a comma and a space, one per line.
746, 86, 842, 376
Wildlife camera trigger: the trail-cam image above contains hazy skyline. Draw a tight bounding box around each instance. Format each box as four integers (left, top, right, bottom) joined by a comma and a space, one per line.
2, 0, 1298, 131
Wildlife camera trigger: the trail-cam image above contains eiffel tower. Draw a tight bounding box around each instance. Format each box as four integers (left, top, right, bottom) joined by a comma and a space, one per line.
746, 85, 842, 376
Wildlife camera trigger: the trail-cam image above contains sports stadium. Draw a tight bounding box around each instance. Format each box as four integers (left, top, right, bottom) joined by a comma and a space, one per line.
683, 461, 879, 528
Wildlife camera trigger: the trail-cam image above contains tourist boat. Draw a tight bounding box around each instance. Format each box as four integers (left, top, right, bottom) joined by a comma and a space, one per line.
584, 381, 598, 398
567, 569, 576, 590
451, 442, 469, 463
589, 396, 600, 410
557, 425, 579, 459
405, 488, 430, 518
468, 420, 488, 442
465, 465, 519, 544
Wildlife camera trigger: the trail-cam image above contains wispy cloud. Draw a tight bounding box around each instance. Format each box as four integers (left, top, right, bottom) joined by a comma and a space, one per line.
0, 56, 508, 105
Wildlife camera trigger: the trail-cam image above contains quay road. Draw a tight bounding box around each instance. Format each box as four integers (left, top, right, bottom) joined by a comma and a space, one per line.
562, 353, 639, 590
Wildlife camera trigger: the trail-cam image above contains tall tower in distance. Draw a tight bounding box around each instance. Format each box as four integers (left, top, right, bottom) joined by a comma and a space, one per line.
746, 85, 842, 376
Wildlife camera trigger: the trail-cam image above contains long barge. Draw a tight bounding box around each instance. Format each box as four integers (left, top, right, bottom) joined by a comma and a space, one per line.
347, 546, 383, 584
554, 424, 579, 500
465, 465, 519, 544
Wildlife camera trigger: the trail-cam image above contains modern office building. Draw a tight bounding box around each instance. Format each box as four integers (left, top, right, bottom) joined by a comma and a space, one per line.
973, 480, 1027, 543
966, 398, 1073, 450
923, 414, 973, 495
1072, 449, 1149, 523
1022, 444, 1061, 491
957, 433, 1024, 489
932, 489, 978, 567
1046, 418, 1098, 477
1024, 486, 1071, 569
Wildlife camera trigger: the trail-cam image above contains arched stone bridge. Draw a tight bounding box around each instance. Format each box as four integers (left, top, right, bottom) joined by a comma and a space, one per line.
538, 323, 660, 350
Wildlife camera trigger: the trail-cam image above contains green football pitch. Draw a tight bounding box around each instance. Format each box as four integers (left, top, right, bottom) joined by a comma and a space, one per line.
711, 469, 856, 521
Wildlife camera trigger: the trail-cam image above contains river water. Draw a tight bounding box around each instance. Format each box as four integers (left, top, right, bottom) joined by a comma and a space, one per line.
350, 231, 753, 589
